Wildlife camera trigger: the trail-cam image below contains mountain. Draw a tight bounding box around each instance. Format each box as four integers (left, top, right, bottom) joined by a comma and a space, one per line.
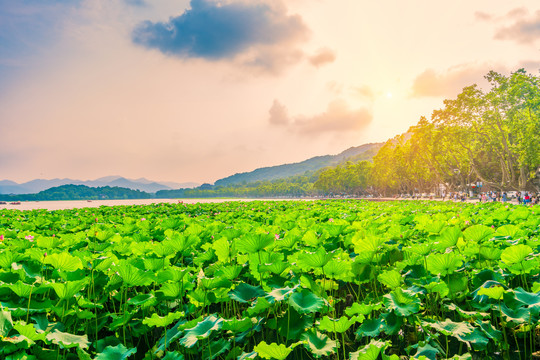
214, 142, 383, 186
0, 176, 200, 195
0, 184, 152, 201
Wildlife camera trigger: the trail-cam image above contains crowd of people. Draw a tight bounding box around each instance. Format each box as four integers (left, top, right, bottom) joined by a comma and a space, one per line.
443, 191, 540, 205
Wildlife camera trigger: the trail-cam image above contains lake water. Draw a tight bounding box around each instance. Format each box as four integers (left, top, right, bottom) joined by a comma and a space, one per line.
0, 198, 297, 211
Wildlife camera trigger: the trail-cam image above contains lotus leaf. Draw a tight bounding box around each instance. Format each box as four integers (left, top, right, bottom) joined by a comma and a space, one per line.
301, 329, 337, 358
383, 288, 421, 317
229, 283, 265, 303
43, 252, 83, 272
377, 270, 402, 289
236, 233, 274, 254
463, 224, 494, 242
500, 244, 532, 265
318, 315, 357, 333
355, 317, 382, 338
426, 252, 463, 276
349, 339, 390, 360
254, 341, 292, 360
179, 314, 223, 348
289, 290, 324, 314
46, 330, 90, 349
95, 344, 137, 360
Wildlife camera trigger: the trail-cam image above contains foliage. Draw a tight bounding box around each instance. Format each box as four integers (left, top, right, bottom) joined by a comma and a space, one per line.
0, 199, 539, 359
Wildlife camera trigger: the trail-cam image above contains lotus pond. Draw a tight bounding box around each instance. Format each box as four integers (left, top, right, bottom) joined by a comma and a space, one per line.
0, 200, 539, 360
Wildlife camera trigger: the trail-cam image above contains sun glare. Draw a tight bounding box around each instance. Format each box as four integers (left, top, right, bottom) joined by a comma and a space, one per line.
386, 92, 393, 98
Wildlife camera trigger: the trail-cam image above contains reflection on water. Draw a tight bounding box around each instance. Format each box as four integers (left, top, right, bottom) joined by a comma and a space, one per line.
0, 198, 289, 211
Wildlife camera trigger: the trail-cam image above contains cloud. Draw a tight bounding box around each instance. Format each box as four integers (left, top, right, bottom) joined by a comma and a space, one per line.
474, 11, 492, 21
353, 85, 375, 100
268, 99, 372, 136
268, 99, 289, 125
494, 10, 540, 44
410, 64, 496, 98
125, 0, 147, 6
132, 0, 310, 72
308, 48, 336, 68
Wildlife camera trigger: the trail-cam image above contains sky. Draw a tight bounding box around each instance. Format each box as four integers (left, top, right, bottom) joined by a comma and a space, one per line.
1, 0, 539, 184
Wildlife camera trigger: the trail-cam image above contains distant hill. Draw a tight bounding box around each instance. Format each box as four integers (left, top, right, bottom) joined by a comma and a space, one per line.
0, 176, 199, 194
0, 184, 152, 201
214, 142, 383, 186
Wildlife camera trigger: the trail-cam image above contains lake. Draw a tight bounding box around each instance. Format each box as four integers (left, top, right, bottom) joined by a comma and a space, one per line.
0, 198, 298, 211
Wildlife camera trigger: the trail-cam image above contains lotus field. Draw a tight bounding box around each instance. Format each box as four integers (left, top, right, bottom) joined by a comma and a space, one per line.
0, 200, 539, 359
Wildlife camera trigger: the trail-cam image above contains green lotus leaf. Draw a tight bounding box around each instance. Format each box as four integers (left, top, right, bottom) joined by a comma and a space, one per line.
127, 293, 157, 308
478, 286, 505, 300
36, 236, 60, 249
198, 276, 232, 291
423, 281, 449, 297
444, 303, 489, 319
13, 322, 47, 343
513, 287, 540, 306
46, 330, 90, 349
229, 283, 265, 303
159, 282, 184, 298
142, 311, 185, 328
506, 257, 538, 275
43, 252, 83, 272
478, 246, 502, 261
238, 351, 257, 360
155, 318, 189, 352
474, 319, 502, 342
377, 270, 402, 289
0, 309, 13, 337
318, 315, 357, 333
254, 341, 292, 360
345, 302, 382, 317
380, 311, 402, 335
143, 257, 168, 272
212, 237, 233, 263
413, 343, 439, 360
426, 252, 464, 276
259, 262, 289, 275
302, 230, 324, 247
355, 317, 382, 338
215, 264, 242, 280
301, 329, 337, 358
423, 318, 473, 337
500, 244, 532, 265
383, 288, 421, 317
246, 297, 272, 316
500, 304, 530, 324
424, 220, 446, 234
323, 259, 351, 279
297, 248, 333, 269
352, 234, 385, 255
266, 286, 297, 303
179, 314, 223, 348
222, 317, 255, 332
116, 262, 153, 287
202, 338, 231, 360
289, 290, 324, 314
7, 281, 36, 298
162, 351, 184, 360
463, 224, 494, 243
457, 328, 489, 351
408, 243, 432, 257
95, 344, 137, 360
236, 233, 274, 254
494, 224, 522, 239
0, 252, 25, 269
349, 339, 390, 360
51, 278, 88, 300
436, 226, 462, 249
